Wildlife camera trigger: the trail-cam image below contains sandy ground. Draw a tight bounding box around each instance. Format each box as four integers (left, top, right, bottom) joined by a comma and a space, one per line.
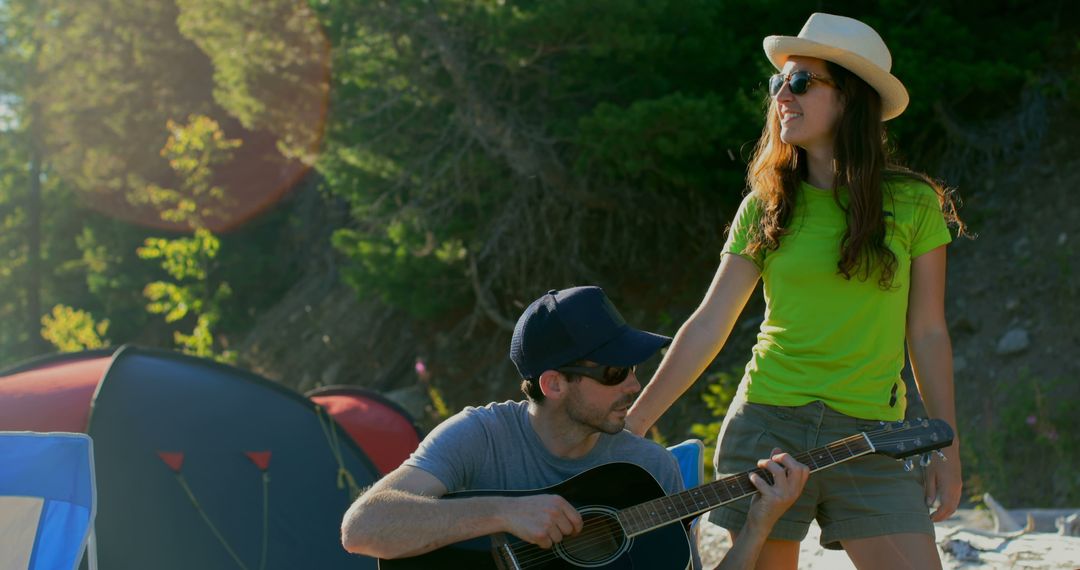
697, 510, 1080, 569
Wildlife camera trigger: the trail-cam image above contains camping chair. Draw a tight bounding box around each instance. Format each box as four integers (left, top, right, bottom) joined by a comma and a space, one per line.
666, 438, 706, 539
0, 432, 97, 570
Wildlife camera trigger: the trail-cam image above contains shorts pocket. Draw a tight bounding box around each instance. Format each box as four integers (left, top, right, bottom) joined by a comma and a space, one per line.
713, 404, 772, 477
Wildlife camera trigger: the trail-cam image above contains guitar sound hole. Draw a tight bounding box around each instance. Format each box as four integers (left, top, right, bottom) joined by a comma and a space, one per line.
554, 507, 630, 567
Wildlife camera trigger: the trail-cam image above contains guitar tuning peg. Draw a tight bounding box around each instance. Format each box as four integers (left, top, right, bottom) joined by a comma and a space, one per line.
935, 450, 947, 462
919, 453, 931, 468
903, 459, 914, 472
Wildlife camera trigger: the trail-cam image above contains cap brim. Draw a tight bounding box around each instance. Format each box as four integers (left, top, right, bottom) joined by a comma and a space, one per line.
582, 326, 672, 367
763, 35, 909, 121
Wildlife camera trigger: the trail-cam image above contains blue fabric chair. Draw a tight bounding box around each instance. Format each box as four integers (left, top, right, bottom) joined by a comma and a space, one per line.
667, 438, 707, 563
667, 438, 705, 490
0, 432, 97, 570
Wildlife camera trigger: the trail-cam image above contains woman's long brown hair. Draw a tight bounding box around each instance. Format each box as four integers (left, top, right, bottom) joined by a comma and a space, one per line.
744, 61, 966, 289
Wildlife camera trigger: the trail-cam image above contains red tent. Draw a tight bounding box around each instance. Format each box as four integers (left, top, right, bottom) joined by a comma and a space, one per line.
307, 386, 423, 475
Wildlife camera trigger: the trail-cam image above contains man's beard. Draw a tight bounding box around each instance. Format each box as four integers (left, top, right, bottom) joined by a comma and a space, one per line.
565, 393, 635, 435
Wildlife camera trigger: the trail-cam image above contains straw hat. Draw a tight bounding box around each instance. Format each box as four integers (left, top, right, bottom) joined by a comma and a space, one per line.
763, 13, 909, 121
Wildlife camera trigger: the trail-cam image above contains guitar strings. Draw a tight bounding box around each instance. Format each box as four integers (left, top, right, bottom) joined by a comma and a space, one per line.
509, 519, 632, 567
505, 426, 940, 567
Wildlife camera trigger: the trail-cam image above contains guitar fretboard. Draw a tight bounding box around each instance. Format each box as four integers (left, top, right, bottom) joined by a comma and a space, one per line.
617, 432, 873, 537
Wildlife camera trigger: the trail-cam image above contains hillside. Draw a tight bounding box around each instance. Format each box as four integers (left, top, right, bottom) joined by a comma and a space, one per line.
238, 100, 1080, 508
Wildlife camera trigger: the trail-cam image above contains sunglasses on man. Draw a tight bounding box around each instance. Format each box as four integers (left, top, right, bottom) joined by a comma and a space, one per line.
768, 70, 835, 97
557, 364, 636, 386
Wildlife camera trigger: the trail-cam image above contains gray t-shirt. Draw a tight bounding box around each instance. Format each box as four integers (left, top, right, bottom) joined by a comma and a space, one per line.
403, 400, 701, 569
404, 400, 685, 495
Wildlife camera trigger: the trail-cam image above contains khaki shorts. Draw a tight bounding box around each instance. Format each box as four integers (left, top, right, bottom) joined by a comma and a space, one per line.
706, 399, 934, 549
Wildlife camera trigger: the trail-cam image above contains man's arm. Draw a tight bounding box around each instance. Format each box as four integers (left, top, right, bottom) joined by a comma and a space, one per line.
340, 465, 584, 559
715, 452, 809, 570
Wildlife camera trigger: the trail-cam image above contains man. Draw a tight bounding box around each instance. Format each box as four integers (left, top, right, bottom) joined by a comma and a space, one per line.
341, 286, 809, 569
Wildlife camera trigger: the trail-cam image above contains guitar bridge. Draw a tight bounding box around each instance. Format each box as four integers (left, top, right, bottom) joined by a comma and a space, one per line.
490, 532, 521, 570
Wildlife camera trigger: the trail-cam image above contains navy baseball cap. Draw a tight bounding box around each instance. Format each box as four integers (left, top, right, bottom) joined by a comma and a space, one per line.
509, 286, 672, 380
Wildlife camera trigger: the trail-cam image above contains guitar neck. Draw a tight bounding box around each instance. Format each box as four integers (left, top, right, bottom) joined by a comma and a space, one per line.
618, 432, 873, 537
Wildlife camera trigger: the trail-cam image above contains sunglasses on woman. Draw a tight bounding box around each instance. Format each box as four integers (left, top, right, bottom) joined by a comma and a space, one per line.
768, 70, 835, 96
557, 364, 636, 386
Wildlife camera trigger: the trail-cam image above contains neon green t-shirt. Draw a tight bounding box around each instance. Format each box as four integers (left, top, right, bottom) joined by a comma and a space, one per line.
723, 177, 952, 421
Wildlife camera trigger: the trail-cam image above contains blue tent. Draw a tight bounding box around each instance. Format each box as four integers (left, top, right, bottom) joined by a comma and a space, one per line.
0, 432, 97, 570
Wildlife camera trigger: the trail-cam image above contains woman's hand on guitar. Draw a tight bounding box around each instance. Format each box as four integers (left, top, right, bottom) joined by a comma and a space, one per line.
501, 494, 583, 549
745, 449, 809, 530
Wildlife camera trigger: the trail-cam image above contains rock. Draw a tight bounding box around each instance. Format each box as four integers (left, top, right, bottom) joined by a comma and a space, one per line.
942, 539, 981, 562
1012, 237, 1031, 257
1005, 298, 1019, 311
984, 492, 1024, 533
1059, 232, 1068, 246
996, 329, 1030, 355
1058, 513, 1080, 537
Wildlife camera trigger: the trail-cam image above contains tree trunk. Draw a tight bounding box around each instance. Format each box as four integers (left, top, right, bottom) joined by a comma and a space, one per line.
26, 140, 44, 355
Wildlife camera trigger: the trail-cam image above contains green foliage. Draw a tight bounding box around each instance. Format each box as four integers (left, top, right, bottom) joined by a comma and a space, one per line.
60, 220, 161, 347
33, 0, 220, 210
139, 230, 220, 282
40, 304, 110, 352
130, 116, 240, 226
962, 371, 1080, 507
312, 0, 1073, 329
425, 382, 452, 424
175, 0, 327, 163
138, 228, 235, 362
331, 223, 470, 320
576, 93, 742, 192
134, 115, 239, 362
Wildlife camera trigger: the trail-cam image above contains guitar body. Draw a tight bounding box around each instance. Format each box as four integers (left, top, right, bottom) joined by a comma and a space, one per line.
378, 462, 692, 569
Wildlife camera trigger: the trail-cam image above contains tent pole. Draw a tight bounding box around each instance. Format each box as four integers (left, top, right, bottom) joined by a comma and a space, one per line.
87, 526, 98, 570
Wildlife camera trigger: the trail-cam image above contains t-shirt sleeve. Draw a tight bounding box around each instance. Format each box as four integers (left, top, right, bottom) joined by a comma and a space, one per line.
909, 184, 952, 258
400, 407, 487, 492
721, 192, 766, 270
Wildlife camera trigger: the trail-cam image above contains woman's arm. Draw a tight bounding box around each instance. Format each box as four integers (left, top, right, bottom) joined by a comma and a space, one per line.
906, 244, 962, 522
625, 254, 761, 437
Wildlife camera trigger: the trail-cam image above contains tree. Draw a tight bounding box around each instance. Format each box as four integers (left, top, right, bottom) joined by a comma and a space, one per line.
0, 0, 67, 360
136, 115, 240, 361
32, 0, 320, 233
40, 305, 110, 352
175, 0, 329, 165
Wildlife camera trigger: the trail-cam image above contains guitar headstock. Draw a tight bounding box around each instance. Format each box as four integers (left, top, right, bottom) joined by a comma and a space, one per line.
865, 418, 954, 459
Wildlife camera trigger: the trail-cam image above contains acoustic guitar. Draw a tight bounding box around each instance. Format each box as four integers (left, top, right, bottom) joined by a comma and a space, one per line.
379, 418, 954, 569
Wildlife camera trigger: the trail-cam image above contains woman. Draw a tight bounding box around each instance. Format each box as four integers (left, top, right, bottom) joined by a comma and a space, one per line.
625, 13, 964, 570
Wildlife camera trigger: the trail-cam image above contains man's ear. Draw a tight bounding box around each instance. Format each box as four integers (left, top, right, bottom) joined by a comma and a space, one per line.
538, 369, 568, 401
